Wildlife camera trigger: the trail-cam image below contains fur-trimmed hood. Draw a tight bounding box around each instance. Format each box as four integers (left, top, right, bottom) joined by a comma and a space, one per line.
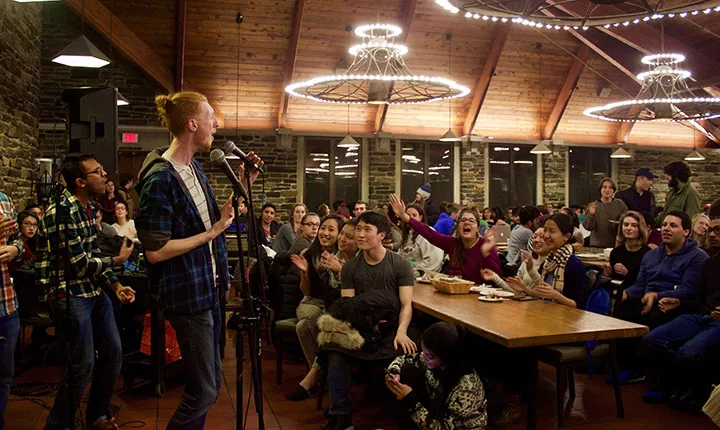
317, 314, 365, 351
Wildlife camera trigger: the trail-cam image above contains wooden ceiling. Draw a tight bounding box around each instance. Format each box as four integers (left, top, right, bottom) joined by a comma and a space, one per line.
82, 0, 720, 147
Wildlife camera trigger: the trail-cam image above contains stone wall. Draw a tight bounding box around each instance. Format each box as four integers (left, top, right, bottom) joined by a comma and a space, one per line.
543, 146, 566, 206
617, 148, 720, 206
460, 143, 484, 208
0, 1, 42, 208
367, 140, 396, 208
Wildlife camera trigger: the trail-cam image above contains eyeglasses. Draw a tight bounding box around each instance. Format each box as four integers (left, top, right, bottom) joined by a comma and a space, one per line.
303, 222, 320, 228
22, 221, 38, 228
710, 226, 720, 235
459, 218, 478, 225
82, 165, 106, 178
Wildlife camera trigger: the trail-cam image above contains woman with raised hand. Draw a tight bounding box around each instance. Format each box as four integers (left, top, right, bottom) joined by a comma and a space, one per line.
390, 194, 501, 284
273, 203, 308, 253
607, 211, 651, 288
398, 204, 444, 273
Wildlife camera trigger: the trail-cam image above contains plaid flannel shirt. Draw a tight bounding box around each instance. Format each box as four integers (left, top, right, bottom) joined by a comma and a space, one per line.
135, 152, 229, 314
35, 189, 118, 300
0, 192, 24, 317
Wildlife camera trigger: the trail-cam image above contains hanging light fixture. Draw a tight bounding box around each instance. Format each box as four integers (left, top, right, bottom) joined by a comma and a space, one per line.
439, 34, 462, 142
52, 0, 110, 68
685, 129, 706, 161
286, 24, 470, 105
116, 92, 129, 106
530, 141, 552, 154
338, 90, 359, 149
530, 46, 551, 155
610, 146, 632, 159
434, 0, 719, 30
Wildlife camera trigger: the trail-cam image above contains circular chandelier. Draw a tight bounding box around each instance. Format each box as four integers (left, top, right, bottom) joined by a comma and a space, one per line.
285, 24, 470, 105
434, 0, 720, 30
583, 53, 720, 122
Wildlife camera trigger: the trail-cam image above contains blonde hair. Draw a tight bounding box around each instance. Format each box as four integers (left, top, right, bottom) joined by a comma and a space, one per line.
155, 92, 207, 137
692, 213, 711, 248
615, 210, 648, 248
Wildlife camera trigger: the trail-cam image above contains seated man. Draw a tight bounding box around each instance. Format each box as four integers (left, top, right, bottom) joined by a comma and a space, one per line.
620, 210, 708, 329
319, 211, 416, 430
505, 205, 540, 267
641, 215, 720, 410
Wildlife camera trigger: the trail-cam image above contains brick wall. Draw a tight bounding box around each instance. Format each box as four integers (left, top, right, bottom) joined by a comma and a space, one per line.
0, 2, 42, 208
617, 148, 720, 206
543, 146, 566, 206
460, 143, 485, 208
368, 140, 396, 208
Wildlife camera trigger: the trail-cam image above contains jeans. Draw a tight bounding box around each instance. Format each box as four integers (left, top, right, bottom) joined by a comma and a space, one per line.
296, 299, 324, 367
45, 291, 122, 429
327, 351, 352, 416
0, 312, 20, 430
644, 314, 720, 367
165, 304, 222, 430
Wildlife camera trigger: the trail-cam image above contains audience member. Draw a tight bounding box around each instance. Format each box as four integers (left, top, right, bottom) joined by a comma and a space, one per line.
383, 215, 404, 252
391, 194, 501, 284
23, 203, 44, 220
641, 215, 720, 410
273, 203, 307, 253
112, 202, 138, 242
545, 202, 555, 214
317, 203, 331, 218
507, 207, 518, 225
116, 173, 136, 217
353, 201, 367, 218
582, 178, 628, 248
492, 206, 509, 226
483, 228, 550, 295
433, 202, 460, 235
91, 202, 118, 237
570, 205, 584, 223
607, 211, 651, 288
16, 211, 38, 261
318, 211, 416, 429
398, 204, 444, 273
258, 202, 281, 246
641, 211, 662, 249
656, 161, 702, 224
386, 322, 487, 429
335, 203, 351, 220
620, 211, 708, 329
506, 205, 540, 267
481, 207, 497, 226
95, 178, 126, 225
560, 206, 585, 245
691, 213, 710, 250
414, 184, 441, 226
289, 213, 320, 254
615, 167, 658, 216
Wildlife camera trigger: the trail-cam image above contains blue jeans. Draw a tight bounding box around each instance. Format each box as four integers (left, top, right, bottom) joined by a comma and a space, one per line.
643, 313, 720, 364
165, 304, 222, 430
327, 351, 352, 416
0, 312, 20, 430
45, 291, 122, 429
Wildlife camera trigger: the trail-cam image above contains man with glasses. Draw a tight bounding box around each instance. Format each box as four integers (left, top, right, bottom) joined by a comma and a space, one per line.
0, 191, 24, 430
641, 215, 720, 410
36, 154, 136, 430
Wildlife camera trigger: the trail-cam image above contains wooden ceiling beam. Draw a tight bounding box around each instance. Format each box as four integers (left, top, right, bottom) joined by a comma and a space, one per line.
462, 22, 511, 136
373, 0, 418, 133
175, 0, 187, 91
542, 44, 590, 140
65, 0, 175, 92
277, 0, 306, 128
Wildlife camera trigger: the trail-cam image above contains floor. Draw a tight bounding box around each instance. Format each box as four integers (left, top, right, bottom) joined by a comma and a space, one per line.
5, 326, 719, 430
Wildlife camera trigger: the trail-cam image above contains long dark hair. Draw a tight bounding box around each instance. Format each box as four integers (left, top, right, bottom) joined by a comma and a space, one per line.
546, 213, 575, 244
307, 215, 343, 263
401, 203, 426, 244
422, 322, 472, 417
451, 208, 481, 270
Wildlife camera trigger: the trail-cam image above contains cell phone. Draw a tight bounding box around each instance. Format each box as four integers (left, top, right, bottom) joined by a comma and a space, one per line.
512, 295, 539, 301
385, 368, 399, 381
544, 273, 555, 285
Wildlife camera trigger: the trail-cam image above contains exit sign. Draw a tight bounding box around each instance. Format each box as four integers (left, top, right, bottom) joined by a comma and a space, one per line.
122, 133, 139, 143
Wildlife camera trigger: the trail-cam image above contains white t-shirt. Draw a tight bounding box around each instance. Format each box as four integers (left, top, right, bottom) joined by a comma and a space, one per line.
112, 220, 138, 241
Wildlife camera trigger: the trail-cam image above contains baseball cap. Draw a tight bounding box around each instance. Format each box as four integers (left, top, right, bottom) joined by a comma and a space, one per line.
635, 167, 658, 179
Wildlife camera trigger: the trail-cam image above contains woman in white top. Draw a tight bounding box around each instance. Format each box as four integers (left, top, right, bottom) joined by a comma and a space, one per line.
112, 202, 138, 241
481, 228, 550, 294
398, 203, 444, 273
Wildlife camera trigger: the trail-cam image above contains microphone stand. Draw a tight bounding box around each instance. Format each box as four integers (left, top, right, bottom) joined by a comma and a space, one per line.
226, 163, 269, 430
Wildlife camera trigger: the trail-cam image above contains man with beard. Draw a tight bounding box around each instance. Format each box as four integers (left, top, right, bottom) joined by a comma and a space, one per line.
641, 215, 720, 410
656, 161, 702, 225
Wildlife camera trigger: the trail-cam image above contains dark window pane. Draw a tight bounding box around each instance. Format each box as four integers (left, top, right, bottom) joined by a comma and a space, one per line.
304, 137, 360, 211
304, 138, 331, 212
428, 144, 454, 203
569, 147, 610, 206
489, 144, 536, 209
401, 142, 425, 203
334, 142, 360, 206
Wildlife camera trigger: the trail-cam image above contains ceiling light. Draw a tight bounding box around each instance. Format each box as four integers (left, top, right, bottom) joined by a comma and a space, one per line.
610, 146, 632, 158
530, 141, 551, 154
684, 149, 705, 161
117, 92, 129, 106
338, 134, 360, 148
439, 129, 461, 142
52, 35, 110, 68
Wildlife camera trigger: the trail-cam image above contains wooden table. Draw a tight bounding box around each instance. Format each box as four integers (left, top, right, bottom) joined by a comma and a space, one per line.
412, 282, 648, 429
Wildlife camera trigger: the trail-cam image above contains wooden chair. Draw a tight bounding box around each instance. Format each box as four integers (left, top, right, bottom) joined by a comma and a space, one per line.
273, 317, 298, 385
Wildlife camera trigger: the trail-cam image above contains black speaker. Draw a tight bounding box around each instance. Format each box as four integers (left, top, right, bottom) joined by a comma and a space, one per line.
61, 87, 119, 174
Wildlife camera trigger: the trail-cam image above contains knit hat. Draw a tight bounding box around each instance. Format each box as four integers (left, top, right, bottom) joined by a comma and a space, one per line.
416, 184, 431, 200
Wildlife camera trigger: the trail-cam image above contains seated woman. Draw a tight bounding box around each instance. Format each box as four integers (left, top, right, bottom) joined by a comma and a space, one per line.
691, 213, 710, 250
398, 204, 444, 273
385, 322, 487, 429
390, 194, 501, 284
560, 206, 585, 246
273, 203, 307, 253
286, 217, 359, 400
642, 212, 662, 249
482, 228, 550, 294
111, 202, 138, 242
606, 211, 651, 288
525, 213, 588, 308
288, 212, 320, 254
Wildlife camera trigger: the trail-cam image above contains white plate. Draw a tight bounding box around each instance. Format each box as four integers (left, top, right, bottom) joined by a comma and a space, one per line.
478, 290, 515, 298
416, 278, 433, 284
576, 253, 606, 260
478, 296, 505, 302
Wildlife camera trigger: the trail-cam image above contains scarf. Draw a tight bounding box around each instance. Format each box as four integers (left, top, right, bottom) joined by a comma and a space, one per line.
540, 243, 574, 293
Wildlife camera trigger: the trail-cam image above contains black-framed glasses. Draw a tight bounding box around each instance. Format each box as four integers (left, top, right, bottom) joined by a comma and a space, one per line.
22, 221, 38, 228
459, 218, 478, 225
303, 222, 320, 228
82, 165, 105, 178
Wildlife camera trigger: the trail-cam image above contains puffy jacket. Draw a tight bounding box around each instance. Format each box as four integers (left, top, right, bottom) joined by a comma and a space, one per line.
267, 251, 303, 320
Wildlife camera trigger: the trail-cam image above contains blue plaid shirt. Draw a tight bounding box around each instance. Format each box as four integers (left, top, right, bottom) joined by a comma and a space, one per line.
135, 151, 229, 314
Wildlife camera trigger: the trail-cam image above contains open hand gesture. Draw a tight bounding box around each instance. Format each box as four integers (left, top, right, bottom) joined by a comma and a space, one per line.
389, 194, 409, 223
290, 253, 309, 273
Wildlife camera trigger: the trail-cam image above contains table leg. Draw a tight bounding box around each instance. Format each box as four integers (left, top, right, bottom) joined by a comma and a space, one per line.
610, 340, 624, 418
525, 354, 538, 430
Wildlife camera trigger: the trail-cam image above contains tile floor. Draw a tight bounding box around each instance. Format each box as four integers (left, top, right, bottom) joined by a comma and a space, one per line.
5, 327, 718, 430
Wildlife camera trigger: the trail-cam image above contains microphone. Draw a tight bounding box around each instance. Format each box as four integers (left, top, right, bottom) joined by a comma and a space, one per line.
224, 141, 265, 174
210, 149, 247, 198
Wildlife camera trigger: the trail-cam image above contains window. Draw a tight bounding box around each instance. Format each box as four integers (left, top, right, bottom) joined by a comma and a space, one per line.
304, 137, 360, 212
569, 147, 611, 206
400, 141, 454, 204
488, 144, 536, 209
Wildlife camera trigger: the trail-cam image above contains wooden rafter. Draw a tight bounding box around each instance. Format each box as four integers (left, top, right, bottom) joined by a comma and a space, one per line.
277, 0, 306, 128
462, 22, 511, 136
175, 0, 187, 91
65, 0, 174, 92
373, 0, 418, 133
542, 44, 590, 140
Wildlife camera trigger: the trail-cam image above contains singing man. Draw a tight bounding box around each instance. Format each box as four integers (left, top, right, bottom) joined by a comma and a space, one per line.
135, 91, 262, 429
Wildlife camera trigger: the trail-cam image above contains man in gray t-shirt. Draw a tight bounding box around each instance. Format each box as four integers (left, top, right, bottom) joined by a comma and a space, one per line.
506, 206, 540, 267
341, 249, 414, 296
